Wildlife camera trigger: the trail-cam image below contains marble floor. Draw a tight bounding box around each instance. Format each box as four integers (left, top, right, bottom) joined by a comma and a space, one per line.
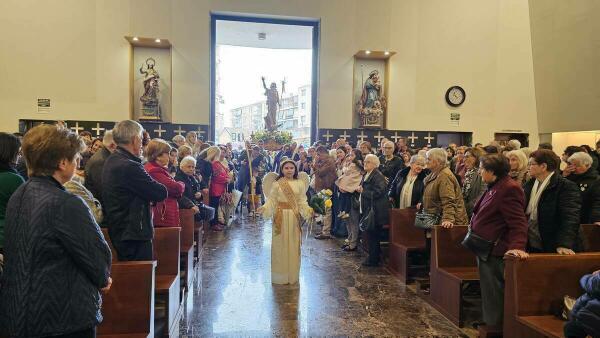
179, 216, 471, 337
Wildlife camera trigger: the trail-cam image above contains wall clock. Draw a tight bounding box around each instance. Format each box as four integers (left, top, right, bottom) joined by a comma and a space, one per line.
445, 86, 466, 107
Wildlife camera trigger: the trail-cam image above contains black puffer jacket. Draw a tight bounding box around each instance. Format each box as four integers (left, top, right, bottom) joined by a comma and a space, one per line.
388, 167, 429, 208
0, 176, 111, 337
102, 147, 167, 242
524, 173, 582, 252
360, 169, 390, 227
566, 168, 600, 224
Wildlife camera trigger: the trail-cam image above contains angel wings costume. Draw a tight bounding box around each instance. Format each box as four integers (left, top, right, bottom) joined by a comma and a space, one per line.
262, 165, 313, 285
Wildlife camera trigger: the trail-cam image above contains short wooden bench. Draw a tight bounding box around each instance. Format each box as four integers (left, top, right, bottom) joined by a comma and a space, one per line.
179, 209, 196, 291
386, 208, 425, 284
580, 223, 600, 252
504, 253, 600, 338
98, 261, 156, 338
429, 225, 479, 327
153, 227, 181, 337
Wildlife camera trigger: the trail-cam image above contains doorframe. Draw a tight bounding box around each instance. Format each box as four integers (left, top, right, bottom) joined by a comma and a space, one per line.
210, 13, 320, 143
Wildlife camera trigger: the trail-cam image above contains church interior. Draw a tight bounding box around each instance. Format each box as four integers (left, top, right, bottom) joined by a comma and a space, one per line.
1, 0, 600, 337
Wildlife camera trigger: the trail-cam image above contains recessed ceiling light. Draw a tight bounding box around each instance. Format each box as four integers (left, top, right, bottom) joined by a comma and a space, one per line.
132, 37, 139, 41
365, 50, 371, 55
384, 51, 390, 55
155, 39, 161, 43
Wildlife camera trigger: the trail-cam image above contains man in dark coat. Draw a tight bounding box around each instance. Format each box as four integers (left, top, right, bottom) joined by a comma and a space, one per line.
524, 150, 581, 254
102, 120, 167, 261
84, 130, 117, 206
564, 152, 600, 225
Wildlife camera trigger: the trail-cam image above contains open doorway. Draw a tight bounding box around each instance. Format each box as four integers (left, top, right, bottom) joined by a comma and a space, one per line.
211, 14, 319, 148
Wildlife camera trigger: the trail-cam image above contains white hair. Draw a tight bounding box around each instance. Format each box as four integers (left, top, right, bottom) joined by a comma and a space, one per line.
364, 153, 380, 167
172, 135, 185, 143
569, 152, 593, 167
409, 154, 426, 165
179, 155, 196, 168
506, 150, 528, 172
112, 120, 143, 146
417, 149, 427, 157
102, 130, 115, 148
426, 148, 448, 166
508, 139, 521, 150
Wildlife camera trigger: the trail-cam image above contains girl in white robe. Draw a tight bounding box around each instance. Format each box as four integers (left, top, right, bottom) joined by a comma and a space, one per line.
258, 159, 313, 285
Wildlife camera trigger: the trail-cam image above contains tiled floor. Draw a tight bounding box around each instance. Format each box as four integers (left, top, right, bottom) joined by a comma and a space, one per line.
179, 216, 470, 337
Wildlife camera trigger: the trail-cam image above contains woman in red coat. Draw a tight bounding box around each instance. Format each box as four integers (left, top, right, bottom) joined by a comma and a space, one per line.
209, 147, 231, 231
144, 139, 185, 227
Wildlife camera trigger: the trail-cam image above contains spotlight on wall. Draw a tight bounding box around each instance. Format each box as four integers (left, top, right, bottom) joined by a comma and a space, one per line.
258, 32, 266, 40
384, 51, 390, 55
365, 50, 371, 55
155, 38, 161, 43
132, 37, 139, 41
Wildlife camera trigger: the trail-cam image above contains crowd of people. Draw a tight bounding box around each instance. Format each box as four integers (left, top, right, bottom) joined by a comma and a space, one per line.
0, 119, 600, 337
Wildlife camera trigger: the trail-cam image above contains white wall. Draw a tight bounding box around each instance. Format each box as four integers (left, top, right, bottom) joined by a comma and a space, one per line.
387, 0, 539, 146
0, 0, 540, 147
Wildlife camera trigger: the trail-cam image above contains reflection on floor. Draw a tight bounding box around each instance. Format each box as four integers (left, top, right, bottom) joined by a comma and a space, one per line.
179, 216, 471, 337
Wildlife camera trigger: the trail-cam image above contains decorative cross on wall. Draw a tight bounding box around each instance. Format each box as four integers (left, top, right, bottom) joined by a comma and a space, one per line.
424, 132, 435, 145
408, 132, 419, 146
322, 130, 334, 142
174, 126, 186, 136
339, 131, 351, 140
92, 123, 105, 137
70, 122, 84, 134
391, 132, 401, 143
374, 131, 385, 143
357, 131, 368, 142
154, 125, 166, 138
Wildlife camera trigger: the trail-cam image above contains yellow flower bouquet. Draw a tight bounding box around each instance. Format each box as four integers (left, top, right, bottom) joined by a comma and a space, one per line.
309, 189, 333, 215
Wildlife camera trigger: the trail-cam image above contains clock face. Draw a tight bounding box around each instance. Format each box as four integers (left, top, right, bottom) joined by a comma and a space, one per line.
446, 86, 466, 107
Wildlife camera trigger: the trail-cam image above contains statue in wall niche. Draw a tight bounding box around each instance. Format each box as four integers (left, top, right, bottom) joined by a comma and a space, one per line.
357, 69, 386, 128
262, 76, 285, 132
139, 57, 161, 120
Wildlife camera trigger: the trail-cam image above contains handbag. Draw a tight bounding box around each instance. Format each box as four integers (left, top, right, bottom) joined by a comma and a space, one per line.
359, 195, 375, 232
414, 210, 440, 230
461, 227, 500, 262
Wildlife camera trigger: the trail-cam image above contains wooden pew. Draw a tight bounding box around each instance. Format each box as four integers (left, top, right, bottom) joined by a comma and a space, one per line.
98, 261, 156, 338
179, 209, 196, 291
387, 208, 425, 283
580, 224, 600, 252
504, 253, 600, 338
429, 225, 479, 327
153, 227, 181, 337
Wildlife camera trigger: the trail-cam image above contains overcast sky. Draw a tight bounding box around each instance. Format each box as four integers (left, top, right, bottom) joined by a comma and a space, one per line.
217, 45, 312, 128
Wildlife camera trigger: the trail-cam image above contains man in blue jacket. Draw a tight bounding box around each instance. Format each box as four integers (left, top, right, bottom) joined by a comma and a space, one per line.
102, 120, 167, 261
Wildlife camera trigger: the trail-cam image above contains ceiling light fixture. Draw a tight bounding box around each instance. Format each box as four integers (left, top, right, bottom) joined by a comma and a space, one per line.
132, 37, 139, 41
365, 50, 371, 55
384, 51, 390, 55
155, 38, 161, 43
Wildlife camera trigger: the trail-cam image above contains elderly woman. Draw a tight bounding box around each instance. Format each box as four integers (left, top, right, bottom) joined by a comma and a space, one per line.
506, 149, 529, 186
175, 156, 216, 223
0, 124, 111, 338
462, 147, 486, 218
172, 134, 186, 148
524, 150, 581, 254
209, 147, 231, 231
389, 154, 428, 209
422, 148, 468, 228
467, 154, 529, 329
144, 139, 185, 227
564, 152, 600, 224
379, 140, 404, 186
0, 133, 25, 253
357, 154, 390, 266
359, 141, 373, 157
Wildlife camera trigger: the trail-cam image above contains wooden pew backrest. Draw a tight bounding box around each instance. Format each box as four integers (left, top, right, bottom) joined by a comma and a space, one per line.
505, 253, 600, 317
389, 208, 423, 247
433, 225, 476, 268
98, 261, 156, 336
179, 208, 195, 251
153, 227, 181, 276
580, 224, 600, 252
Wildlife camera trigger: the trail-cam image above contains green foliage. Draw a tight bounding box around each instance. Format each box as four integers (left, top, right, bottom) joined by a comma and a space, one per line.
252, 130, 293, 145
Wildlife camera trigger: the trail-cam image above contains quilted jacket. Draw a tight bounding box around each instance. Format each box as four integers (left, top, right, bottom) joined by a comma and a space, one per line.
0, 176, 112, 337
